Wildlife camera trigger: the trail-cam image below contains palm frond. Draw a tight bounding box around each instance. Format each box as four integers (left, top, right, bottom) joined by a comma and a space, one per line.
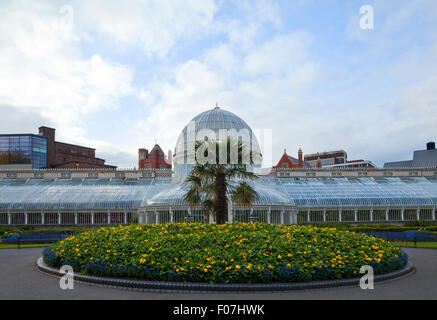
230, 181, 259, 207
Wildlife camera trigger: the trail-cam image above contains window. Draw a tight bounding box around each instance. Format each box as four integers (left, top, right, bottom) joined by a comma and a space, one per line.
282, 164, 288, 169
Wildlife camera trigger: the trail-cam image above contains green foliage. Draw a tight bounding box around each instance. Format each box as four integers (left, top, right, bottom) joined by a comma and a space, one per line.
44, 223, 406, 284
184, 138, 259, 225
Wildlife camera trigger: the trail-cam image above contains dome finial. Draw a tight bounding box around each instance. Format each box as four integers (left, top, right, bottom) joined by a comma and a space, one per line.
215, 102, 220, 110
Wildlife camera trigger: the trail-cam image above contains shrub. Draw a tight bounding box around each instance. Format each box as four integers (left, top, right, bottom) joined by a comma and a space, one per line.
44, 223, 406, 284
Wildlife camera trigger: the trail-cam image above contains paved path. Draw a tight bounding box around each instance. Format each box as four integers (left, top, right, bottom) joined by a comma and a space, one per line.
0, 247, 436, 300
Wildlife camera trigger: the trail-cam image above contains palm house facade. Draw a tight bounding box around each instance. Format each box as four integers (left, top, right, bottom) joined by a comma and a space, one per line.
1, 107, 437, 226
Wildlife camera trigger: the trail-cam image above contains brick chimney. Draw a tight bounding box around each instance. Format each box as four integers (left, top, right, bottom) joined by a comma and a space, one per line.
138, 148, 148, 169
167, 150, 173, 166
153, 146, 160, 169
39, 126, 56, 167
298, 148, 303, 168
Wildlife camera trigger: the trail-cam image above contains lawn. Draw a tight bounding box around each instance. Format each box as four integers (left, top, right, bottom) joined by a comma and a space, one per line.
390, 241, 437, 249
0, 243, 50, 249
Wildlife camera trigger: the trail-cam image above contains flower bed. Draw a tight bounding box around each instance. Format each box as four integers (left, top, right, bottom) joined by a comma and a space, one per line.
43, 223, 407, 284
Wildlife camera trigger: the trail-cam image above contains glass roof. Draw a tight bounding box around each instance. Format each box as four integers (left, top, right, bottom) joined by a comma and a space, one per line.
0, 177, 436, 210
278, 177, 437, 207
174, 107, 261, 159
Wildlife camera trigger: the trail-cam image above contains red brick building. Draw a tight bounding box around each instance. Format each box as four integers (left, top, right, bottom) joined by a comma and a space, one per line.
273, 148, 311, 170
138, 144, 172, 170
304, 150, 347, 168
304, 150, 376, 169
39, 127, 116, 169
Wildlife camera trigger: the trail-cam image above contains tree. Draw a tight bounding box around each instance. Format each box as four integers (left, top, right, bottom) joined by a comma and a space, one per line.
183, 138, 260, 225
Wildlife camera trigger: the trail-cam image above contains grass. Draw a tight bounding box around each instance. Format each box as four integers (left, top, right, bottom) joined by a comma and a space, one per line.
0, 243, 50, 249
390, 241, 437, 249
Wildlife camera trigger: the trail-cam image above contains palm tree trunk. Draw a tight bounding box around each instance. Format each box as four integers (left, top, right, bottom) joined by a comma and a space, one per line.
214, 170, 227, 225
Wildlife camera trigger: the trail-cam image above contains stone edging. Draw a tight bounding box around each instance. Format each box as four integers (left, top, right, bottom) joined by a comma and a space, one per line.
36, 257, 415, 293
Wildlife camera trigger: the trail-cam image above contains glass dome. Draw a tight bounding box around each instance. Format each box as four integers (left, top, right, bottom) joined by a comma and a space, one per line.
173, 107, 262, 180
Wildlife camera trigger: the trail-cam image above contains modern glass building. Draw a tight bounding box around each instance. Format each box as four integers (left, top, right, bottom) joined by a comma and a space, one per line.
0, 108, 436, 226
0, 134, 48, 169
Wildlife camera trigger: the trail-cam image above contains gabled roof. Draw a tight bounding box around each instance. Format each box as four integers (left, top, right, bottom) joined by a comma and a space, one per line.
287, 155, 311, 168
149, 144, 165, 158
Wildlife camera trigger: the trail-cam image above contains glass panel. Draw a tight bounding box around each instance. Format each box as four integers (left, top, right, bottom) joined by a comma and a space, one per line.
388, 209, 402, 221
0, 212, 7, 225
271, 210, 281, 225
77, 212, 91, 225
61, 212, 75, 224
173, 210, 187, 223
28, 212, 42, 225
297, 211, 308, 224
110, 212, 125, 224
373, 210, 387, 221
44, 212, 59, 225
326, 210, 339, 222
94, 212, 108, 225
256, 209, 268, 223
309, 211, 323, 223
234, 209, 250, 223
404, 209, 418, 221
341, 210, 355, 222
158, 210, 170, 224
357, 210, 371, 222
11, 212, 25, 225
419, 209, 433, 221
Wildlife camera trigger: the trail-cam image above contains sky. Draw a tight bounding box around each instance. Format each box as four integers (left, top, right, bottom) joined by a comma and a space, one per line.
0, 0, 436, 168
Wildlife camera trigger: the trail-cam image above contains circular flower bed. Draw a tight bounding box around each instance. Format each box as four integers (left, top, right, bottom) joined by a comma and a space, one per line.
43, 223, 407, 284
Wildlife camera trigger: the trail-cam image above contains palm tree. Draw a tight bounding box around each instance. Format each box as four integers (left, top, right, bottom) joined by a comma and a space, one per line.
184, 138, 260, 225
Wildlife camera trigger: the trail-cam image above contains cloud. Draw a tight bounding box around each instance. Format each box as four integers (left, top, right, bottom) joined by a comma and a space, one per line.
1, 0, 437, 169
0, 1, 135, 152
79, 0, 217, 58
129, 30, 319, 168
0, 104, 53, 133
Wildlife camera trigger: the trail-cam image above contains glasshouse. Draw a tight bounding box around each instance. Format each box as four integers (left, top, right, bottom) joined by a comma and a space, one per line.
0, 107, 436, 226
